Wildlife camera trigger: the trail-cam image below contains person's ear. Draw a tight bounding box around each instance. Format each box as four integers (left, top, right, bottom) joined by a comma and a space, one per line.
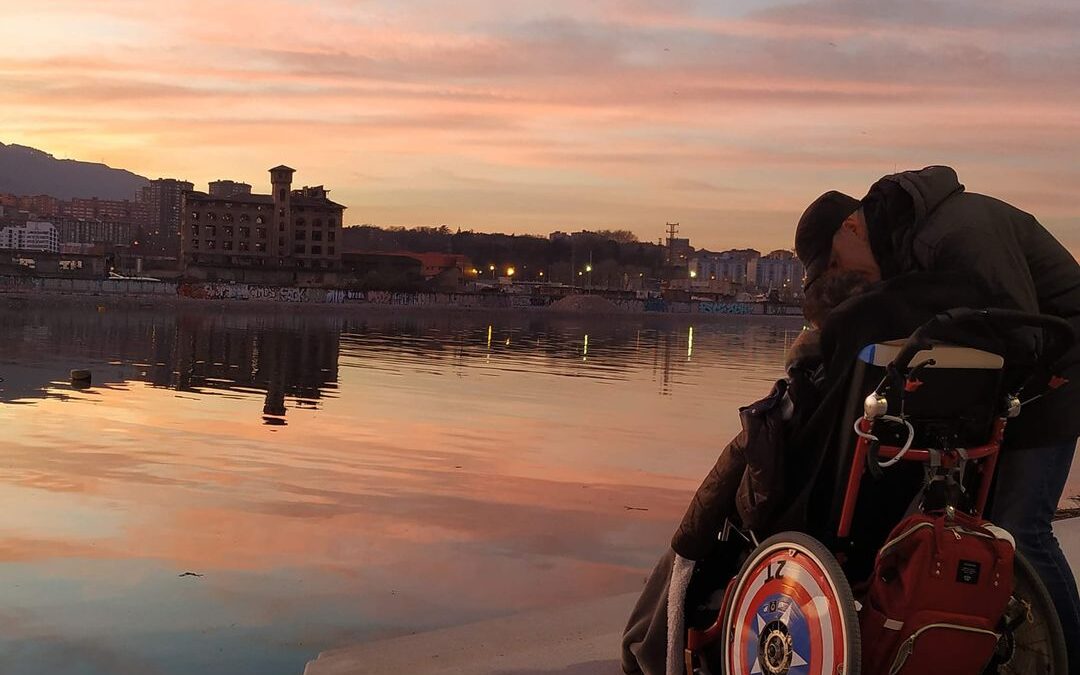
841, 213, 860, 236
851, 210, 870, 241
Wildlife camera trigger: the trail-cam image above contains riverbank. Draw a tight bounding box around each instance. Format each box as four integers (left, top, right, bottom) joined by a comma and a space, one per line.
0, 289, 805, 323
302, 593, 637, 675
0, 275, 803, 318
302, 517, 1080, 675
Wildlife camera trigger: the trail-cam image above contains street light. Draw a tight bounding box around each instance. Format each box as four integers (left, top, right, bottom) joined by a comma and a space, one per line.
690, 270, 698, 279
506, 267, 515, 277
489, 264, 496, 280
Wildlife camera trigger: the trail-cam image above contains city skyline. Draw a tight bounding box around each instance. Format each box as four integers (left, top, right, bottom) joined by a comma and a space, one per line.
2, 1, 1078, 256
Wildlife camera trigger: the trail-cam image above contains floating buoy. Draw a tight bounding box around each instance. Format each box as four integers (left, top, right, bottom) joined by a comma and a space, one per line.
70, 369, 92, 386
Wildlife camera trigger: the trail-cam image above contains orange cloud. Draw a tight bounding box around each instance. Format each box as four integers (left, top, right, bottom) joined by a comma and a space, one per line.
0, 0, 1077, 252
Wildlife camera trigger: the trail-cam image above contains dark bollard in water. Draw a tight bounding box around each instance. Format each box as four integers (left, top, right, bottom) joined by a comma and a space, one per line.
70, 369, 92, 387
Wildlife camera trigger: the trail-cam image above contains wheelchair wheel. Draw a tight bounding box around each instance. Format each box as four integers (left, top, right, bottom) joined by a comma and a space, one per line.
984, 551, 1067, 674
722, 532, 860, 675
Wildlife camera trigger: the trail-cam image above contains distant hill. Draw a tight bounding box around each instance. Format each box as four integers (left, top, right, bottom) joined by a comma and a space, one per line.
0, 142, 149, 200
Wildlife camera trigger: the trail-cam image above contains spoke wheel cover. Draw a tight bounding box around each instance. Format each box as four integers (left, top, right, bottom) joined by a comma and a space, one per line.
723, 534, 857, 675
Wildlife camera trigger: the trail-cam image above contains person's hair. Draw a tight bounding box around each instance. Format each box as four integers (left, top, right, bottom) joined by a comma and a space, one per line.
802, 269, 873, 327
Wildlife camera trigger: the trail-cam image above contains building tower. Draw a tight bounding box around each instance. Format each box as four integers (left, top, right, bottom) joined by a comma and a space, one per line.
140, 177, 194, 255
208, 180, 253, 198
665, 222, 679, 264
269, 165, 295, 261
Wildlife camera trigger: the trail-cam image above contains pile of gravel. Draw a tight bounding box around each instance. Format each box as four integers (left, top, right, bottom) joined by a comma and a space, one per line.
548, 294, 625, 314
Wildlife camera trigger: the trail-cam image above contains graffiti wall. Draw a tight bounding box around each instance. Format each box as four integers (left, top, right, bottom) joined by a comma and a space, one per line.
2, 276, 802, 316
643, 298, 668, 313
697, 301, 753, 315
174, 284, 545, 309
0, 276, 175, 296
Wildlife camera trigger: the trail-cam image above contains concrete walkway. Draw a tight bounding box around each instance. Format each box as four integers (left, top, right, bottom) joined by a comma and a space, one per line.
304, 518, 1080, 675
302, 592, 636, 675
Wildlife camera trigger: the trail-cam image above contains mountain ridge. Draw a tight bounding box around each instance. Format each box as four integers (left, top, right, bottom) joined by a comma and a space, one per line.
0, 142, 151, 201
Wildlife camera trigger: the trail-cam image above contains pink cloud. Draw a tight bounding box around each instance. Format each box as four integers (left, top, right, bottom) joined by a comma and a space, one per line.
0, 0, 1077, 252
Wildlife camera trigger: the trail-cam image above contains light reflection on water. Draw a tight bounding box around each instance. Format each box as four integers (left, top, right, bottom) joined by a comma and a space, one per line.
0, 306, 805, 674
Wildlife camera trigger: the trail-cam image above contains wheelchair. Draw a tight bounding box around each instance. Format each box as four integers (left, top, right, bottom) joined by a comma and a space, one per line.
686, 308, 1075, 675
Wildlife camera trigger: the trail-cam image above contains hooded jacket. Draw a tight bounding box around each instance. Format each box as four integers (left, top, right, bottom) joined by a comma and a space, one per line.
862, 166, 1080, 448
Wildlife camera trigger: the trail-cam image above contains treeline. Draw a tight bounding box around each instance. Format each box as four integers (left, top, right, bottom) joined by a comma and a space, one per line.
342, 225, 669, 285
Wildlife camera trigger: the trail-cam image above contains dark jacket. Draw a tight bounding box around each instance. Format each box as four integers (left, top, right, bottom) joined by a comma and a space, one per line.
670, 379, 793, 561
862, 166, 1080, 448
627, 340, 825, 675
670, 332, 825, 561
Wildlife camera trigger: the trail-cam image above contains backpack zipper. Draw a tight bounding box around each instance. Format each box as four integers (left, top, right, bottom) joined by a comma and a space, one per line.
947, 525, 996, 540
879, 522, 934, 556
879, 522, 1000, 558
888, 623, 999, 674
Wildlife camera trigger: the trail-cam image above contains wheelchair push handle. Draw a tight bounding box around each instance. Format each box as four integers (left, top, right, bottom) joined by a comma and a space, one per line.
889, 307, 1077, 375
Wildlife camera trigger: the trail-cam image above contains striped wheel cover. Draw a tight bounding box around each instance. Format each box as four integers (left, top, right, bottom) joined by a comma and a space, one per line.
725, 544, 849, 675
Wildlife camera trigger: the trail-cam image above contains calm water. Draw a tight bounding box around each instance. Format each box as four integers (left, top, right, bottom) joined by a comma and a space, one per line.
0, 306, 1073, 675
0, 306, 802, 675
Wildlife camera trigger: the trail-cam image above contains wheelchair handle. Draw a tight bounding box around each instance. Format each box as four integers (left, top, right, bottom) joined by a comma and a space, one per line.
889, 307, 1077, 376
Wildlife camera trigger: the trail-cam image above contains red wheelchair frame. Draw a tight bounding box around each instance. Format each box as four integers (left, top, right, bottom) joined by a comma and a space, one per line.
836, 417, 1004, 539
685, 307, 1075, 675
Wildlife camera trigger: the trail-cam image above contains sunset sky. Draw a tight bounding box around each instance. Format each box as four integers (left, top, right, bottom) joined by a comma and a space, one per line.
1, 0, 1077, 253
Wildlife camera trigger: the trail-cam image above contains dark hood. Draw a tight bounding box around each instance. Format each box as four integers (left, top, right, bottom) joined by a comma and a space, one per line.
862, 165, 965, 275
881, 165, 964, 222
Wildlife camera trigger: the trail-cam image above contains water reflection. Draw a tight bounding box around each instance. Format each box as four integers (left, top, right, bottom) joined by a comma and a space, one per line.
0, 308, 798, 411
0, 304, 804, 675
0, 308, 339, 425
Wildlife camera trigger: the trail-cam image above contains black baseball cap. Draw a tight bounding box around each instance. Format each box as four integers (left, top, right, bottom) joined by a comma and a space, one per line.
795, 191, 861, 290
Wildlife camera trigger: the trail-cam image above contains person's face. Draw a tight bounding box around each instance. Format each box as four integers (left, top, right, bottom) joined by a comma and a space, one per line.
829, 210, 881, 282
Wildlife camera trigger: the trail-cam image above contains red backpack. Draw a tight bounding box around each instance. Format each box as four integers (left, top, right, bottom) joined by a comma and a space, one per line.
859, 510, 1014, 675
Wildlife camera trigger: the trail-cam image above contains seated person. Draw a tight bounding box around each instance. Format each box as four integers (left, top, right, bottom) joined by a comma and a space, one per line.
622, 269, 995, 675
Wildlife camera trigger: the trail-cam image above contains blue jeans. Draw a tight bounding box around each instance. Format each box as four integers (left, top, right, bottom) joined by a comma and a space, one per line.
990, 439, 1080, 673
